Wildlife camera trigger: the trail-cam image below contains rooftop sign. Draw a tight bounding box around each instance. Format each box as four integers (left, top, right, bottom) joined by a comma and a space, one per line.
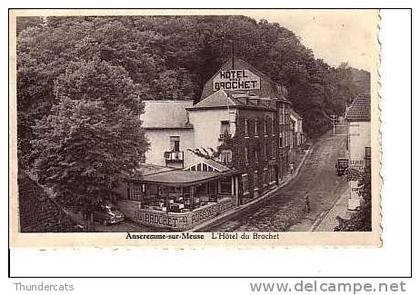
213, 69, 261, 91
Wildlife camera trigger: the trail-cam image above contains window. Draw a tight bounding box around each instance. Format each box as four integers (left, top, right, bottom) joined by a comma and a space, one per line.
242, 174, 249, 194
365, 147, 371, 159
263, 167, 269, 186
253, 170, 259, 189
170, 136, 180, 152
203, 164, 208, 171
244, 146, 249, 165
279, 135, 283, 148
128, 184, 142, 201
220, 150, 233, 164
220, 177, 232, 194
272, 140, 276, 159
254, 148, 259, 163
267, 141, 271, 159
263, 141, 268, 159
254, 119, 259, 136
244, 120, 249, 136
220, 120, 230, 137
264, 118, 269, 135
270, 165, 276, 183
281, 105, 285, 124
272, 118, 275, 135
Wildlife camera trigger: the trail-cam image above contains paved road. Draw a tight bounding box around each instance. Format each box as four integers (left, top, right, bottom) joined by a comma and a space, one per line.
206, 131, 349, 232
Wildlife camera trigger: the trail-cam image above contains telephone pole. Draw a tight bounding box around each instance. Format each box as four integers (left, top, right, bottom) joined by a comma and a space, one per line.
330, 114, 337, 136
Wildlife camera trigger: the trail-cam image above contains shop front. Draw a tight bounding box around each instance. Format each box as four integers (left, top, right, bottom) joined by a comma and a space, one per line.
118, 167, 240, 230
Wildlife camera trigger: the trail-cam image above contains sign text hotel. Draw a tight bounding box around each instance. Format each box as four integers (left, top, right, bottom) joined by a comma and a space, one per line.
213, 69, 261, 91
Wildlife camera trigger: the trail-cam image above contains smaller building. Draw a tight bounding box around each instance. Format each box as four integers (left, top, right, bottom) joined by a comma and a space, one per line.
289, 109, 305, 148
140, 100, 195, 169
118, 164, 240, 230
345, 93, 371, 210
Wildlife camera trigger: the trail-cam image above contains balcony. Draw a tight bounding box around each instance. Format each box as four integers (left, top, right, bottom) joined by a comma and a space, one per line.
218, 132, 232, 141
164, 151, 184, 162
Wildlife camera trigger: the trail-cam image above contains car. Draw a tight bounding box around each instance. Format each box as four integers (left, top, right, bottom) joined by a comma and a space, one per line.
92, 202, 125, 225
335, 158, 349, 176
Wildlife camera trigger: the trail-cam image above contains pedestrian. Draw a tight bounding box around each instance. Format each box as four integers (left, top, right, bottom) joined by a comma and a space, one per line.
289, 162, 295, 175
303, 192, 311, 213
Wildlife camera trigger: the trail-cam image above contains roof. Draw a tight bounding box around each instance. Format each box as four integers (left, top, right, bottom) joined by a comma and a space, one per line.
129, 164, 239, 186
187, 89, 277, 112
18, 170, 81, 232
189, 90, 235, 109
200, 158, 231, 172
137, 164, 175, 176
200, 56, 291, 104
346, 94, 371, 122
184, 157, 231, 173
141, 100, 194, 129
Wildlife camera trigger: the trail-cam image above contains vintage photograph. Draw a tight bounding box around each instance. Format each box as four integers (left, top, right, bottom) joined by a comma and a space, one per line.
9, 9, 381, 246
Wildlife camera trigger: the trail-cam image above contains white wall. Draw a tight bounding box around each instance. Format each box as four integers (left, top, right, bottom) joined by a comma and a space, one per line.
348, 121, 371, 170
188, 109, 237, 150
144, 129, 195, 167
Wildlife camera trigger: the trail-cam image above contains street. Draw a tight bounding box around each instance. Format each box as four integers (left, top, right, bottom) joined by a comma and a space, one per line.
206, 131, 349, 232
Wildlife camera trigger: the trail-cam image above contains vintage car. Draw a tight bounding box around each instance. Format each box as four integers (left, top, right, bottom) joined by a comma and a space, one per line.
92, 202, 125, 225
335, 158, 349, 176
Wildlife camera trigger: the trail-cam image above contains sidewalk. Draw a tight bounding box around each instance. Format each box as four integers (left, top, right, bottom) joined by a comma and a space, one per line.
191, 144, 314, 232
311, 186, 352, 231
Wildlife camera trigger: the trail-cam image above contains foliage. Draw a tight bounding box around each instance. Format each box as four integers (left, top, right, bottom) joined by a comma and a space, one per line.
31, 58, 149, 212
17, 15, 370, 163
334, 168, 372, 231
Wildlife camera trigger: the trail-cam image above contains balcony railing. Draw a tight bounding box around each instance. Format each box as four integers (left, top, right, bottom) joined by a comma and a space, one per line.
218, 132, 232, 141
164, 151, 184, 162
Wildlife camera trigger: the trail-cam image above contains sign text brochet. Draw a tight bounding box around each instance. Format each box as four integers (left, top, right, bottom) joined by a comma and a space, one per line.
213, 69, 261, 91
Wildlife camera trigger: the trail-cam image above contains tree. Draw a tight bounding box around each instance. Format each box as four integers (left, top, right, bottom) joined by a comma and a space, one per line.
17, 14, 371, 165
31, 58, 149, 228
334, 168, 372, 231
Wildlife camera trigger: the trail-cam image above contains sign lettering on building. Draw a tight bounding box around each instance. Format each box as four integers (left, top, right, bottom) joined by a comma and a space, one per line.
213, 69, 261, 91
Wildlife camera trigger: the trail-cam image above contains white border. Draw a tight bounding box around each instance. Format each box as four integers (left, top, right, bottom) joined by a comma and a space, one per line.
2, 8, 413, 279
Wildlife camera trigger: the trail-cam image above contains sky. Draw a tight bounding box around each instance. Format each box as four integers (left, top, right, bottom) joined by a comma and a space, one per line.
242, 10, 379, 71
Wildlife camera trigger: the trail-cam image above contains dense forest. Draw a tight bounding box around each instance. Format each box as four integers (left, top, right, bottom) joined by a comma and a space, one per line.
17, 15, 370, 164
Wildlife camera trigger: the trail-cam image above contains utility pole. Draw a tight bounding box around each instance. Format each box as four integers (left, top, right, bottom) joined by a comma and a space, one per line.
330, 114, 337, 136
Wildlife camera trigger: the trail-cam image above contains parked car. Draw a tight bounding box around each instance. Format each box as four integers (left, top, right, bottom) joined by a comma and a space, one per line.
93, 202, 124, 225
335, 158, 349, 176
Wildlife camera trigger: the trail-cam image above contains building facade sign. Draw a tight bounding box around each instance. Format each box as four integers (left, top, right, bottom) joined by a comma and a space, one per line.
120, 198, 233, 230
213, 69, 261, 91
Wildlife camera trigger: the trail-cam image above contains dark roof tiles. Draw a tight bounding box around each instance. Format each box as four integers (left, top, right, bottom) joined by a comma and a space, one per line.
346, 94, 371, 122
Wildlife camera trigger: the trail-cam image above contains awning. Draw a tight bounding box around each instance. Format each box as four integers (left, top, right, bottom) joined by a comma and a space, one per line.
128, 168, 239, 187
